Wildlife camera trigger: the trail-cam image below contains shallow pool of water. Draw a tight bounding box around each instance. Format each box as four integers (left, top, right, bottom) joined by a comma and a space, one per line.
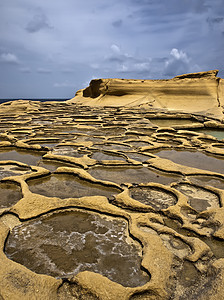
95, 143, 131, 152
0, 181, 22, 208
187, 175, 224, 190
0, 149, 43, 166
151, 119, 201, 128
174, 183, 220, 212
129, 186, 177, 210
91, 151, 125, 161
5, 209, 149, 287
0, 164, 31, 179
38, 160, 73, 172
27, 173, 121, 198
89, 166, 181, 185
93, 128, 126, 136
52, 147, 87, 158
127, 153, 152, 162
154, 150, 224, 174
190, 129, 224, 140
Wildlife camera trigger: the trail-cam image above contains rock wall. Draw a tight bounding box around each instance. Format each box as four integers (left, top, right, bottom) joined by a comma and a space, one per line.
68, 70, 224, 119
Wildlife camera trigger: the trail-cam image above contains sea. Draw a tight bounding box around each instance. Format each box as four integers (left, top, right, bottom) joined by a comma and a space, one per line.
0, 99, 69, 104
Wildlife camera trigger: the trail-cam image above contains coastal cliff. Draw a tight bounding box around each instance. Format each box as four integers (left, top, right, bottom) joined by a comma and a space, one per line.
68, 70, 224, 118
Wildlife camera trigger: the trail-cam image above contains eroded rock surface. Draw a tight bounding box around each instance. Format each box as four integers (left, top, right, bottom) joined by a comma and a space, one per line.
68, 70, 224, 119
0, 70, 224, 299
5, 209, 148, 288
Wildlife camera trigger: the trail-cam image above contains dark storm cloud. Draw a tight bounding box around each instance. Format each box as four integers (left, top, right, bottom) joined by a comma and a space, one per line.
26, 8, 52, 33
207, 16, 224, 31
207, 17, 224, 24
112, 19, 123, 28
131, 0, 209, 16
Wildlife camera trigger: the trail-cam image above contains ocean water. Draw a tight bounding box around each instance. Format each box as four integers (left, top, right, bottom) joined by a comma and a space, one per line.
0, 99, 69, 104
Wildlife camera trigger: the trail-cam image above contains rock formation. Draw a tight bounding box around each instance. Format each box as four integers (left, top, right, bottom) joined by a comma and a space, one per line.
68, 70, 224, 119
0, 70, 224, 299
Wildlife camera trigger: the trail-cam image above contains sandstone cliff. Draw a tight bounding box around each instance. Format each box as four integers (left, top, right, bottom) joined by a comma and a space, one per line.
68, 70, 224, 119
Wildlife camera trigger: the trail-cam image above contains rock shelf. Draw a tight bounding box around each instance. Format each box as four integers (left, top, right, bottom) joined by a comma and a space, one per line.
0, 70, 224, 299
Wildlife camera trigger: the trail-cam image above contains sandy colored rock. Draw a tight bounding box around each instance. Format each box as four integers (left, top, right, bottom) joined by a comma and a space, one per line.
0, 70, 224, 299
68, 70, 224, 119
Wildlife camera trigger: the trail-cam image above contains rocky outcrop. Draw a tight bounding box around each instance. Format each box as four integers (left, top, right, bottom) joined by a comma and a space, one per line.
1, 96, 224, 299
68, 70, 224, 119
173, 69, 219, 79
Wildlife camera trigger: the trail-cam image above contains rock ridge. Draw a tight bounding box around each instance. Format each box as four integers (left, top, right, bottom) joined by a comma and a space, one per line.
68, 70, 224, 119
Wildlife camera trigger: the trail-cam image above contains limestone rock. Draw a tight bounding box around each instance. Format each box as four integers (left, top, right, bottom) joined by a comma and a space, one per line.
68, 70, 224, 119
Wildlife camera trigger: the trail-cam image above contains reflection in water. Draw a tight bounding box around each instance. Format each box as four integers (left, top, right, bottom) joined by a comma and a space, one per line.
0, 149, 43, 165
151, 118, 201, 127
91, 151, 125, 161
153, 149, 224, 174
188, 175, 224, 190
191, 129, 224, 140
0, 181, 22, 208
27, 174, 121, 198
89, 166, 181, 185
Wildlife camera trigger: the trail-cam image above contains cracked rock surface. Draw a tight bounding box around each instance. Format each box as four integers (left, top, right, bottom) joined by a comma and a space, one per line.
1, 71, 224, 299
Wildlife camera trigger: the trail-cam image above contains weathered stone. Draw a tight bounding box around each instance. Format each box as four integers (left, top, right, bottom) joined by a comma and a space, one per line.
0, 70, 224, 299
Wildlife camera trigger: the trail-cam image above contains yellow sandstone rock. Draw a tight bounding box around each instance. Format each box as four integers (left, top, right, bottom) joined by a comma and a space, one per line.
68, 70, 224, 119
0, 70, 224, 299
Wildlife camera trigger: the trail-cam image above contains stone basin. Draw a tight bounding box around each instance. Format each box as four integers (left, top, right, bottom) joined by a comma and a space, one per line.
129, 186, 177, 210
190, 129, 224, 140
27, 173, 121, 198
91, 151, 125, 161
89, 166, 181, 185
5, 209, 149, 287
151, 118, 201, 127
51, 147, 88, 158
95, 143, 131, 152
0, 164, 31, 179
153, 149, 224, 174
188, 175, 224, 190
174, 183, 220, 212
0, 181, 22, 208
0, 149, 43, 166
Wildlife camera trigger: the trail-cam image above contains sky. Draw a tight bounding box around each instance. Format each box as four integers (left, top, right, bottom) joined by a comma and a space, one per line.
0, 0, 224, 99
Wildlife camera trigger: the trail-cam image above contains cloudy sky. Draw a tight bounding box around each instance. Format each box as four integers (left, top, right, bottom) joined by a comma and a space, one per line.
0, 0, 224, 99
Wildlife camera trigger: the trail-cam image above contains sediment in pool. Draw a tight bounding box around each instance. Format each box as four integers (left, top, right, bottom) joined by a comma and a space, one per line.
27, 173, 121, 198
4, 209, 149, 287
